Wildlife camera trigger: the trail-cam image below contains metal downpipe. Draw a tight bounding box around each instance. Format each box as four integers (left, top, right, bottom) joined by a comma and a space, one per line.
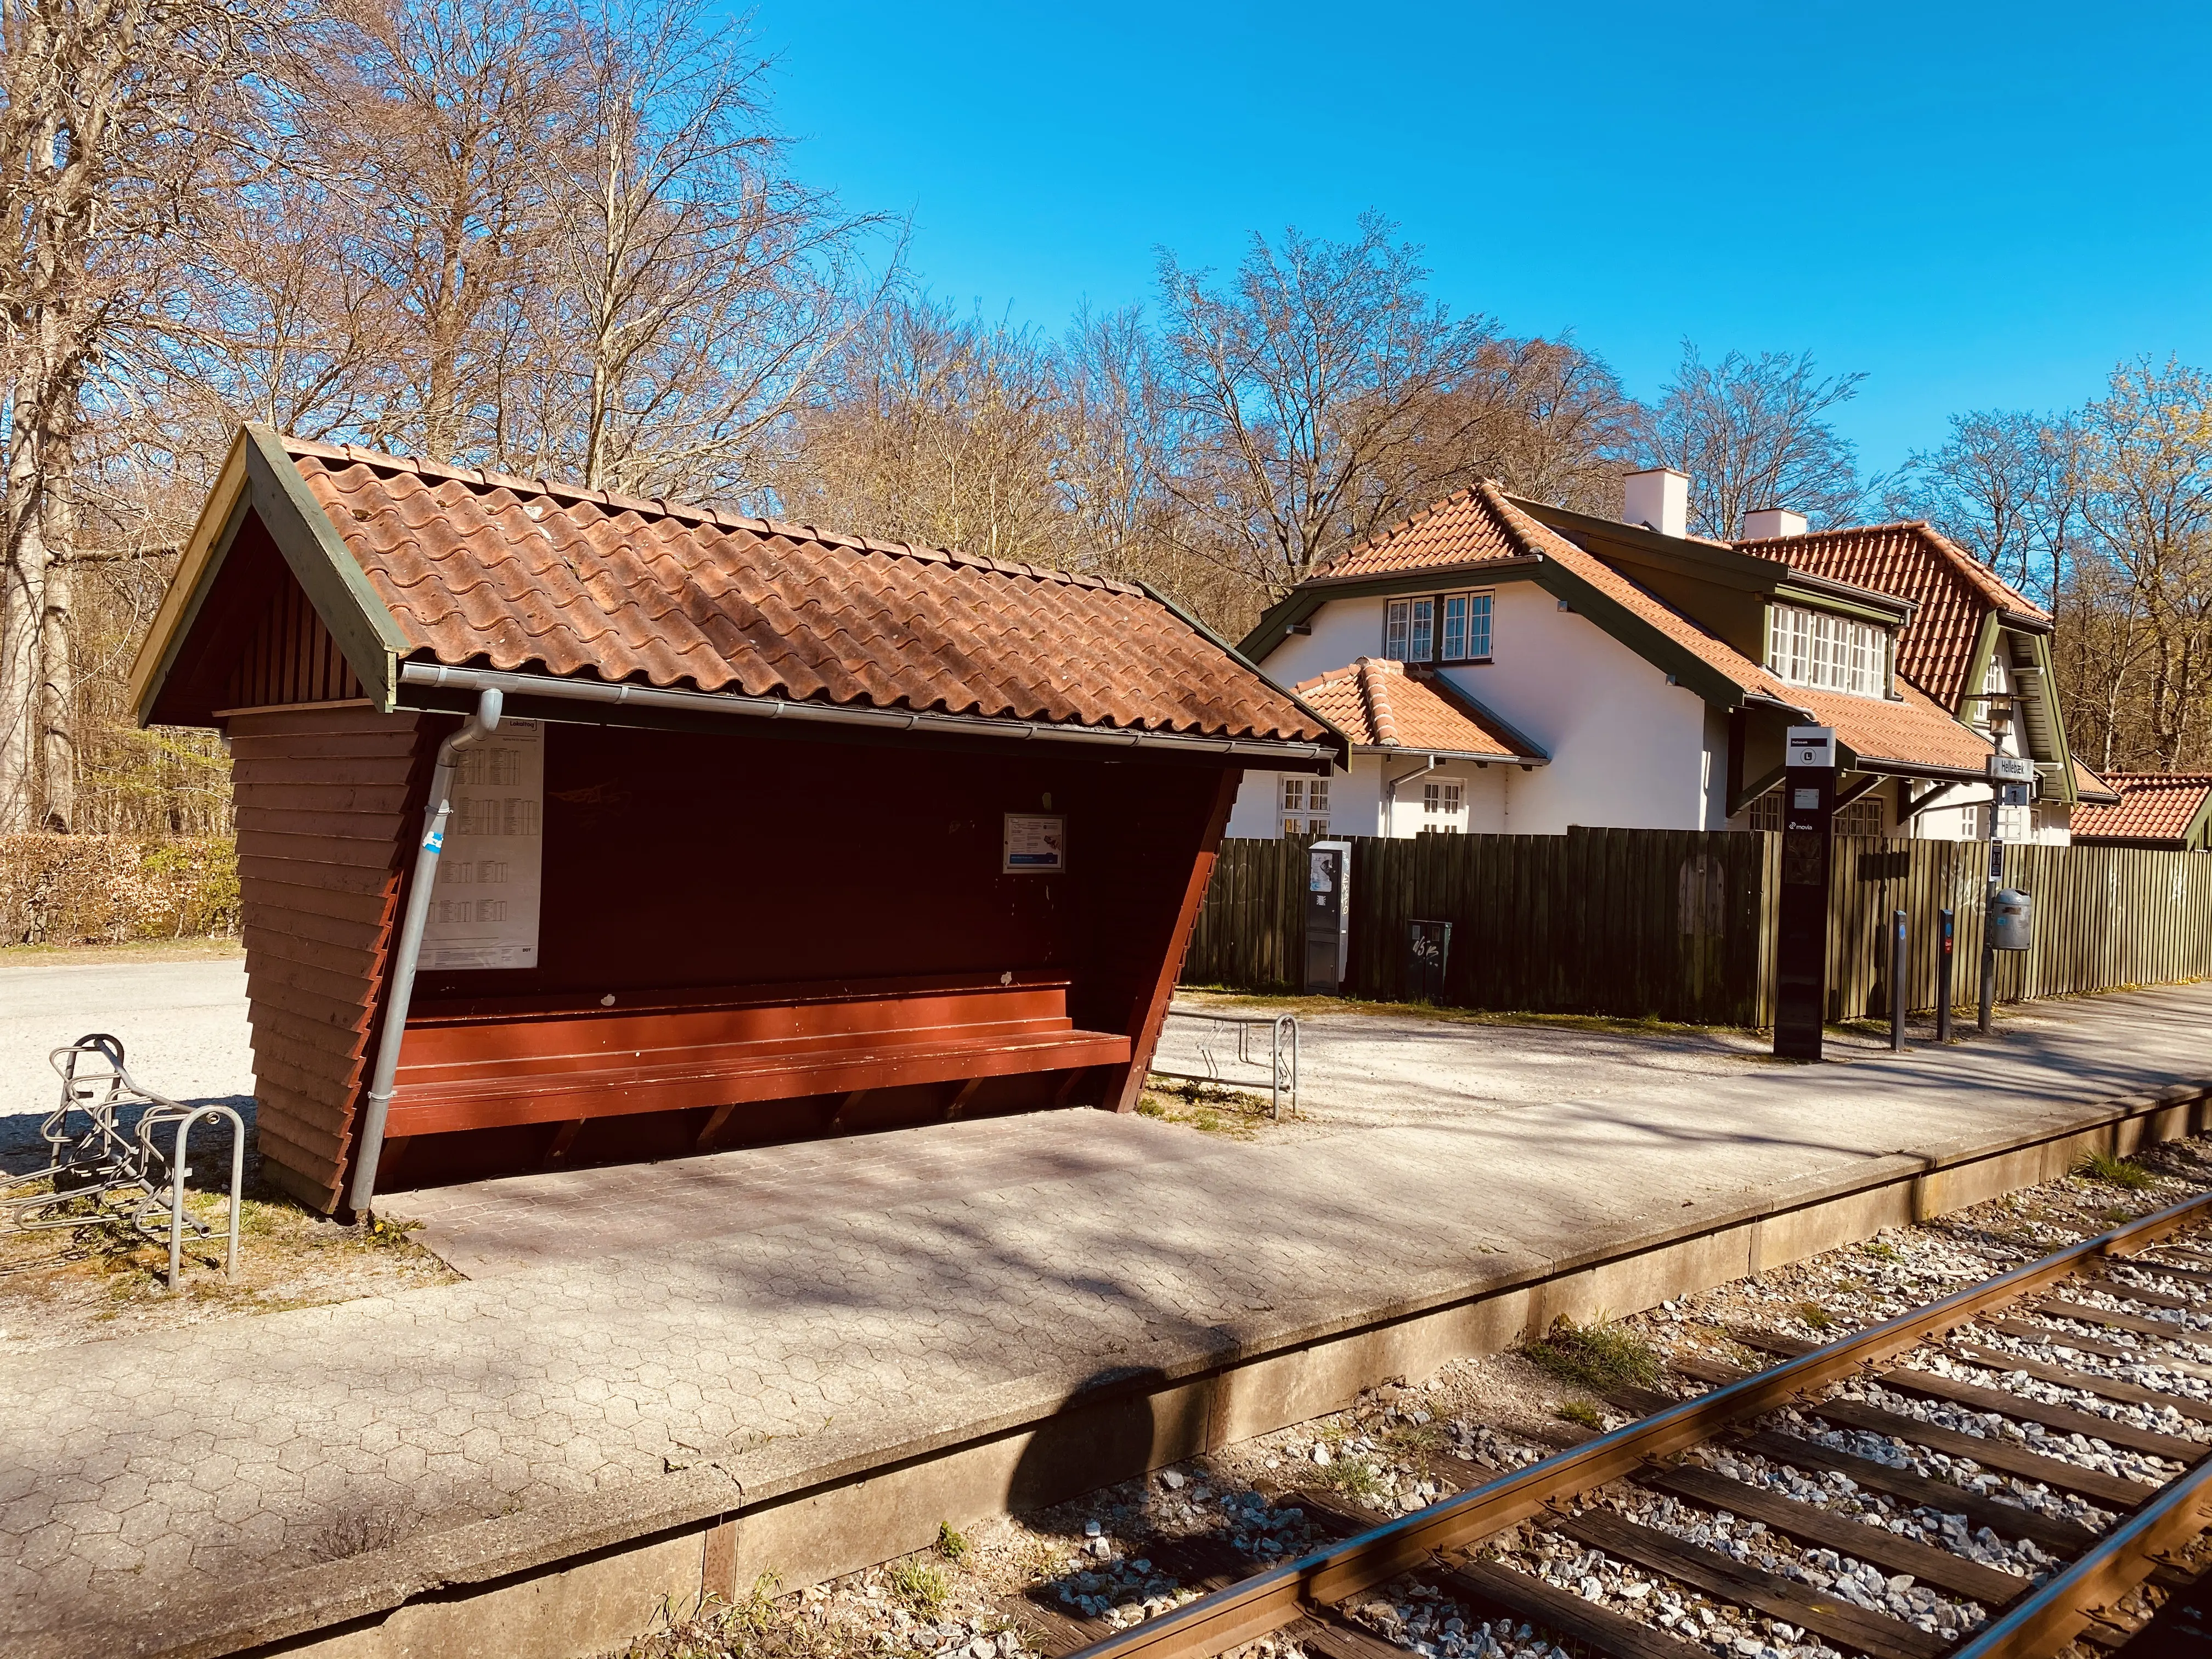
345, 688, 503, 1217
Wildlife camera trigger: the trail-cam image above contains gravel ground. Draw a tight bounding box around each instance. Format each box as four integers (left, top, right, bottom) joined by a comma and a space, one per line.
601, 1135, 2212, 1659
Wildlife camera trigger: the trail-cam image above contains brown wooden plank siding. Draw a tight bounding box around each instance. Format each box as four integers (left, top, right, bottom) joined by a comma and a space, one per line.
223, 575, 365, 709
1186, 829, 2212, 1026
231, 707, 427, 1211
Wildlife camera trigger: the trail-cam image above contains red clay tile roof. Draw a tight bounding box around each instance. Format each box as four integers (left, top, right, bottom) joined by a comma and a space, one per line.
1737, 521, 2048, 709
2072, 757, 2120, 806
1290, 658, 1541, 760
2070, 773, 2212, 844
1472, 485, 1996, 776
1314, 490, 1543, 579
281, 437, 1331, 745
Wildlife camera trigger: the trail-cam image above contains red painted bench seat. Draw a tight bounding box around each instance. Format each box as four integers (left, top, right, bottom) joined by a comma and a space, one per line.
385, 973, 1129, 1137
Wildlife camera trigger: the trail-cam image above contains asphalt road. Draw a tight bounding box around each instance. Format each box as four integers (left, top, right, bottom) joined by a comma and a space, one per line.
0, 954, 253, 1170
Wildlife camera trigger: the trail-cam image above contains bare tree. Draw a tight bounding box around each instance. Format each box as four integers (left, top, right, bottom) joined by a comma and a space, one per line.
518, 0, 886, 499
1882, 409, 2083, 604
306, 0, 582, 465
1153, 213, 1497, 598
2070, 359, 2212, 770
1642, 343, 1865, 539
1395, 332, 1640, 517
773, 296, 1069, 560
0, 0, 259, 830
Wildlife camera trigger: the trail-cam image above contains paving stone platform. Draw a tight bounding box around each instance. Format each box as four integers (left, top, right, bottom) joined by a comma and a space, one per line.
4, 969, 2212, 1658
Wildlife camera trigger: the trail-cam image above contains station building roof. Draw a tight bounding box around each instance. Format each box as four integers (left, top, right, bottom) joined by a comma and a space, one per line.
1738, 520, 2051, 710
1261, 481, 1997, 782
2071, 772, 2212, 848
1290, 657, 1546, 764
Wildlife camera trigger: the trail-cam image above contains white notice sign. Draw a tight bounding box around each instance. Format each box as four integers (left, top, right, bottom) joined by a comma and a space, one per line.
1002, 812, 1066, 873
420, 719, 544, 969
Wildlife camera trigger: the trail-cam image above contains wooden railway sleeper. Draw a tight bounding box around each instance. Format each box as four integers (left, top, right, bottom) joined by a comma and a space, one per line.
1060, 1193, 2212, 1659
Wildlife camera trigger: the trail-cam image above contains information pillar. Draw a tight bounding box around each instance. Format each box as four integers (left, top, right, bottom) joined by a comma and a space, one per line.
1773, 726, 1837, 1061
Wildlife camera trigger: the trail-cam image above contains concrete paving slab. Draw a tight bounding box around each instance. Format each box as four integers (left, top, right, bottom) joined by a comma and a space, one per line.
0, 962, 2208, 1658
380, 1111, 1232, 1279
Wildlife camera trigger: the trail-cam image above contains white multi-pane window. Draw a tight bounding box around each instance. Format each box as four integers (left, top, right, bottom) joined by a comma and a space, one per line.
1384, 597, 1435, 662
1766, 603, 1888, 697
1834, 796, 1885, 837
1280, 777, 1328, 837
1420, 780, 1465, 832
1440, 592, 1494, 661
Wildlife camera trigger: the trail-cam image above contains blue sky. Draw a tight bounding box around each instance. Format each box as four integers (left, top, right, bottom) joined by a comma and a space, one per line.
746, 1, 2211, 477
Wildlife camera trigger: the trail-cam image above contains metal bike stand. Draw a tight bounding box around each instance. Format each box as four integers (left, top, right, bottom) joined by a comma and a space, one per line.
1148, 1009, 1300, 1120
1, 1034, 244, 1289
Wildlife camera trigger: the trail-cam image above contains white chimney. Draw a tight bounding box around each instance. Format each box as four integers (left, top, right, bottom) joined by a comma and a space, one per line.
1622, 467, 1690, 539
1741, 506, 1808, 540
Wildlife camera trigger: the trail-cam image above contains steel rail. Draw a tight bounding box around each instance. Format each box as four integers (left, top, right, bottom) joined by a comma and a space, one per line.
1949, 1452, 2212, 1658
1062, 1186, 2212, 1659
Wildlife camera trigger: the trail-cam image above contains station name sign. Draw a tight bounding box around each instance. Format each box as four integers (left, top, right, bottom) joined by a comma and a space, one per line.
1785, 726, 1837, 770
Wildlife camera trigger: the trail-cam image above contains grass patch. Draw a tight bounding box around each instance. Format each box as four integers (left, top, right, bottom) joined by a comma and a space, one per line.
1318, 1454, 1392, 1508
888, 1558, 950, 1616
0, 935, 242, 966
1526, 1317, 1660, 1393
0, 1170, 455, 1344
1554, 1401, 1604, 1431
935, 1521, 970, 1564
1136, 1079, 1275, 1138
1383, 1418, 1445, 1457
2078, 1148, 2157, 1191
1795, 1302, 1836, 1331
1861, 1240, 1901, 1262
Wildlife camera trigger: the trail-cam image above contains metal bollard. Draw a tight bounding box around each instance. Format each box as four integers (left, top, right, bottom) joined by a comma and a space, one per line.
1890, 909, 1907, 1052
1937, 909, 1955, 1044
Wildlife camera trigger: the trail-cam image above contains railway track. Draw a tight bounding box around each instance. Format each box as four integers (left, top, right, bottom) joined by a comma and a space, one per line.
1032, 1190, 2212, 1659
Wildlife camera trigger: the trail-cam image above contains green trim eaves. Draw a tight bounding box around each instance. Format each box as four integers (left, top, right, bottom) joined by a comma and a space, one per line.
240, 425, 411, 712
1771, 582, 1910, 627
2023, 629, 2080, 804
2181, 789, 2212, 853
1954, 612, 2001, 721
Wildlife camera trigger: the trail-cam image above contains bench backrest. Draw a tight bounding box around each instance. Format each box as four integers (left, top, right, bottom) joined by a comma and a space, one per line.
396, 973, 1075, 1085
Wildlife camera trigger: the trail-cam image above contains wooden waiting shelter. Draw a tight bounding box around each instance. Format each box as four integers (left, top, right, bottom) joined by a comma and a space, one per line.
130, 427, 1343, 1215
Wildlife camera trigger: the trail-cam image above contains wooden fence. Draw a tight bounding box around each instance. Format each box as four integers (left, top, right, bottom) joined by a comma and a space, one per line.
1182, 830, 2212, 1026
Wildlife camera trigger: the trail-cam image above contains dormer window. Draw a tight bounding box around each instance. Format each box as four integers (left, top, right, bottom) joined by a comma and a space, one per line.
1384, 597, 1434, 662
1767, 603, 1888, 698
1385, 592, 1492, 663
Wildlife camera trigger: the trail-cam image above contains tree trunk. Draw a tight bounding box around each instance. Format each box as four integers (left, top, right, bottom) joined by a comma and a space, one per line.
39, 527, 76, 832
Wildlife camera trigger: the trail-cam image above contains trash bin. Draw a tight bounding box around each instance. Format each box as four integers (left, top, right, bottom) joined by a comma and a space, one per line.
1989, 888, 2033, 951
1407, 919, 1452, 1002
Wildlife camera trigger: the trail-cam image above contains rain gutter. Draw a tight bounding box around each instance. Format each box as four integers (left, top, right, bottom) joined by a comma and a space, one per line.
396, 663, 1342, 765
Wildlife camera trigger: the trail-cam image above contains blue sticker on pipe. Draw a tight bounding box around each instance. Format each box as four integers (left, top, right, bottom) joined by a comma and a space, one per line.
424, 830, 444, 853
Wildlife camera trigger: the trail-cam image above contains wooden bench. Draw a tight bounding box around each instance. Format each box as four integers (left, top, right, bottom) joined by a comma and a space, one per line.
382, 972, 1130, 1139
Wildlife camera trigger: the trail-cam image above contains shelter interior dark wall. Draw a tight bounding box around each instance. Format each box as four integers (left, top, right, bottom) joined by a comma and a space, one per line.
409, 719, 1218, 1015
385, 717, 1231, 1187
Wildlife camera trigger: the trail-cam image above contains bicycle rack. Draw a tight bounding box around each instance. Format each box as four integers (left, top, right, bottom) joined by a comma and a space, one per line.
1149, 1010, 1299, 1120
0, 1034, 243, 1289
